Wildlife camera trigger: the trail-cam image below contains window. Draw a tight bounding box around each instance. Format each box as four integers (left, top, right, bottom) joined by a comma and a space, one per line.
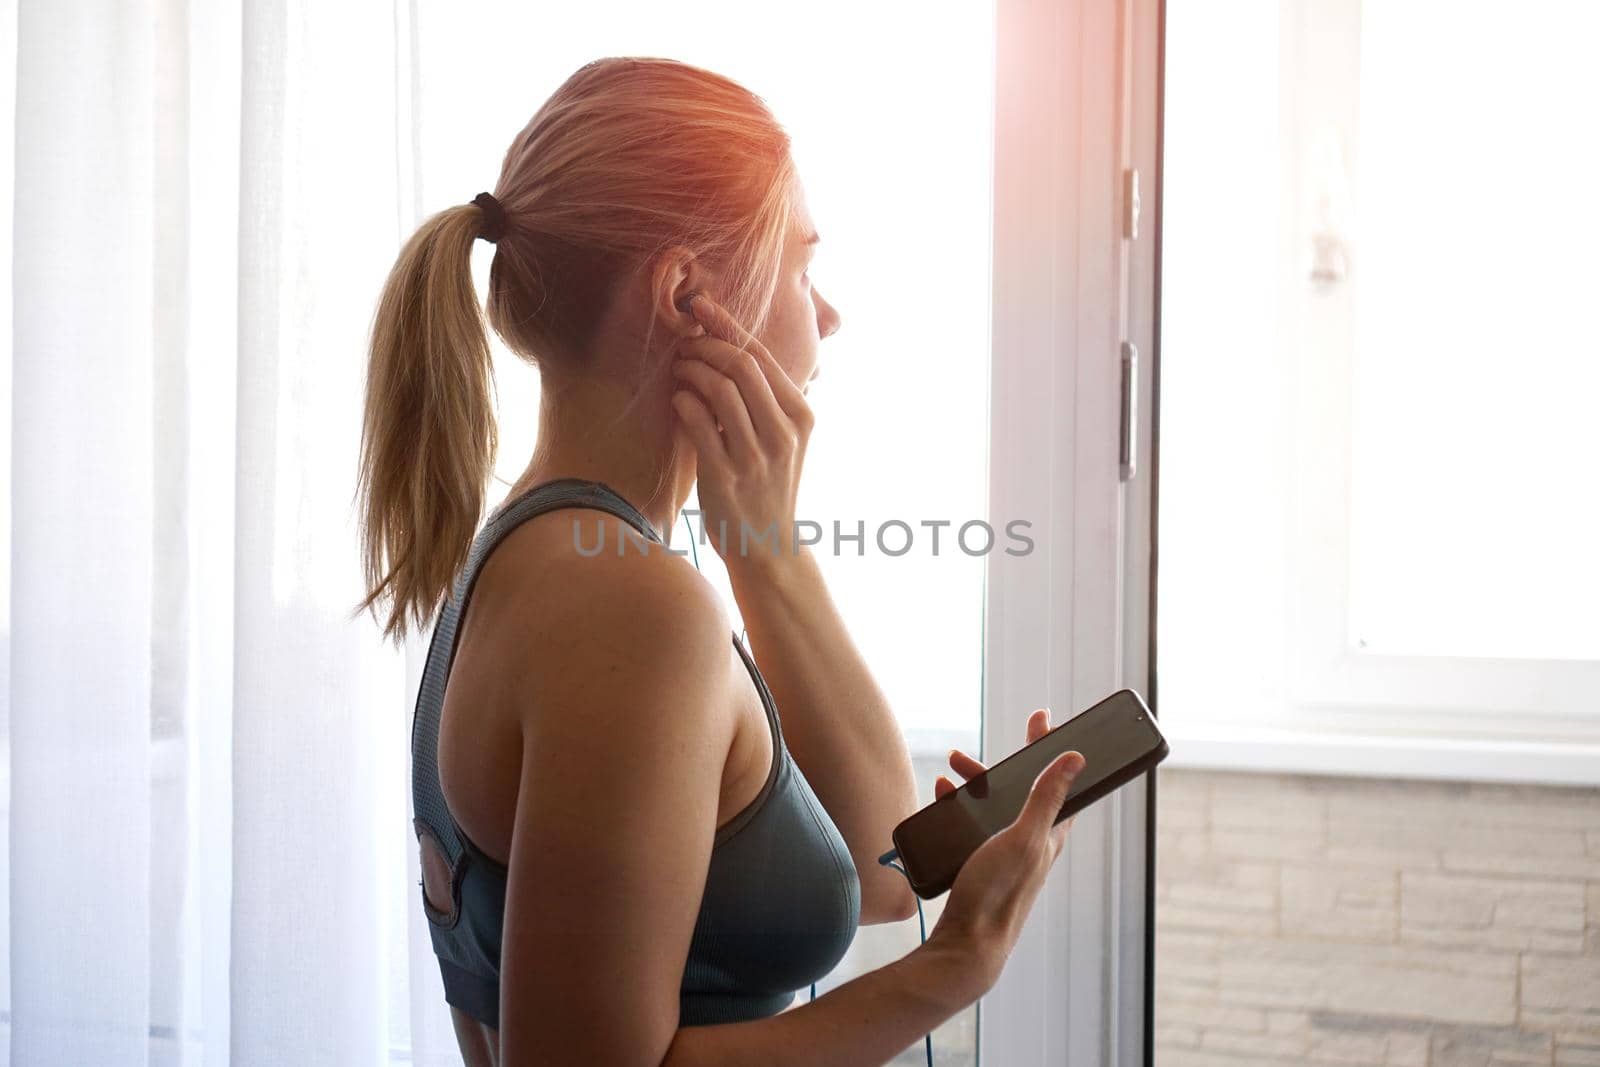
1158, 0, 1600, 783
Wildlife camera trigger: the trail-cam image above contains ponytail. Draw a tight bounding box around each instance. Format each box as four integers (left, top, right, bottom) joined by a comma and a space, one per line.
352, 203, 500, 645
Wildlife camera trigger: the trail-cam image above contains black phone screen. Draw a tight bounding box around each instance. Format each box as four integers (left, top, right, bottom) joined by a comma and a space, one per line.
891, 689, 1167, 897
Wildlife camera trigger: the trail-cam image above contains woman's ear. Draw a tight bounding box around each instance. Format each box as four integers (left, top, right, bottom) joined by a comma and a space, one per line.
650, 245, 710, 338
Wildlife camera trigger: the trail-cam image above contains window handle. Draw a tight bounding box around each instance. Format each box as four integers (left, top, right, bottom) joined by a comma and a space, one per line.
1119, 341, 1138, 482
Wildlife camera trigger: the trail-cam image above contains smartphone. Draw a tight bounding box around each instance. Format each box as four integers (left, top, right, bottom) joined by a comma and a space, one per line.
889, 688, 1169, 898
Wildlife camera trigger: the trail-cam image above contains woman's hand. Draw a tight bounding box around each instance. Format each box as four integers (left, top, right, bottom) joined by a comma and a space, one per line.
669, 292, 814, 578
924, 708, 1086, 995
934, 707, 1057, 800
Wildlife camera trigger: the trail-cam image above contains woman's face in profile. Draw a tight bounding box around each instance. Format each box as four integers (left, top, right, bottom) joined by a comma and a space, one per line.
762, 181, 841, 395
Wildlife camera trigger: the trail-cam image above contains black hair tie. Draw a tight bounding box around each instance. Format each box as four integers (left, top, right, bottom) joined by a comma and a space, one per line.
472, 191, 507, 244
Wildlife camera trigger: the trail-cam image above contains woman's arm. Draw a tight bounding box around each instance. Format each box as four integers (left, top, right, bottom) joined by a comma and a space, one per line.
495, 540, 980, 1066
497, 545, 741, 1065
725, 545, 921, 924
662, 940, 982, 1067
665, 707, 1093, 1067
667, 291, 920, 924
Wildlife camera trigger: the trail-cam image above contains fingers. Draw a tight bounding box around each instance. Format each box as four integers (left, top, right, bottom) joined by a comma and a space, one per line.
682, 293, 809, 420
945, 709, 1053, 784
1019, 750, 1085, 842
671, 357, 759, 464
675, 331, 787, 444
669, 390, 730, 473
674, 339, 788, 451
947, 748, 986, 781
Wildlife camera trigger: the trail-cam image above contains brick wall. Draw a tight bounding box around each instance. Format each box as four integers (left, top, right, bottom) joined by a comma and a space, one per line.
1155, 768, 1600, 1066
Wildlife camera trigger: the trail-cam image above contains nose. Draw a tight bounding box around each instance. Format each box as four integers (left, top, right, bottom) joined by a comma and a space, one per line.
815, 288, 842, 340
820, 307, 841, 339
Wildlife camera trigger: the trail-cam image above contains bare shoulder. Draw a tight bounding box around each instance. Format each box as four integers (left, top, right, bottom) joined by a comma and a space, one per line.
478, 506, 734, 680
460, 505, 744, 776
439, 505, 738, 864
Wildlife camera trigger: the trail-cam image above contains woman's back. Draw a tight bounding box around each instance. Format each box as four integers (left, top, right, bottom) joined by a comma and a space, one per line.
410, 479, 861, 1063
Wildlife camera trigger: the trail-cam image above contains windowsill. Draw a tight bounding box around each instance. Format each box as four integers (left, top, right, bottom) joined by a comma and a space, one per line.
1159, 723, 1600, 788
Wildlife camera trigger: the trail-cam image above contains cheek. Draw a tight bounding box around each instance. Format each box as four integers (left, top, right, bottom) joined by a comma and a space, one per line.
782, 321, 820, 383
764, 290, 819, 381
776, 347, 810, 386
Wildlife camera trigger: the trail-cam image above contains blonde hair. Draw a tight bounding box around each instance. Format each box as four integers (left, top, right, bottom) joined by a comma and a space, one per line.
352, 57, 801, 645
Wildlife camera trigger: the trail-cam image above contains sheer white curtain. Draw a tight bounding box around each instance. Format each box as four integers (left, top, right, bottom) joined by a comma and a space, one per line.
3, 0, 455, 1063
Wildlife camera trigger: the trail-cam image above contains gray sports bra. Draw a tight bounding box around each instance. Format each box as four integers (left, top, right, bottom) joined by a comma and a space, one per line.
410, 477, 862, 1029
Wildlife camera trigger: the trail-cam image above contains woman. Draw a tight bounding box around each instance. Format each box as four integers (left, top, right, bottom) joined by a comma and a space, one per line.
354, 56, 1086, 1067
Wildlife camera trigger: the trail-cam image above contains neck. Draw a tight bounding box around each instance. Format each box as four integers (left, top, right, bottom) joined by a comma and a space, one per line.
503, 372, 697, 543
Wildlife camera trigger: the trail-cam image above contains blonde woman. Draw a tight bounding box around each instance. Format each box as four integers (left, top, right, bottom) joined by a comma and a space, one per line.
355, 56, 1086, 1067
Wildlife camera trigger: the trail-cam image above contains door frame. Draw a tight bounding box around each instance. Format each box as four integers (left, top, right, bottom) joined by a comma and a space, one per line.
982, 0, 1162, 1062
